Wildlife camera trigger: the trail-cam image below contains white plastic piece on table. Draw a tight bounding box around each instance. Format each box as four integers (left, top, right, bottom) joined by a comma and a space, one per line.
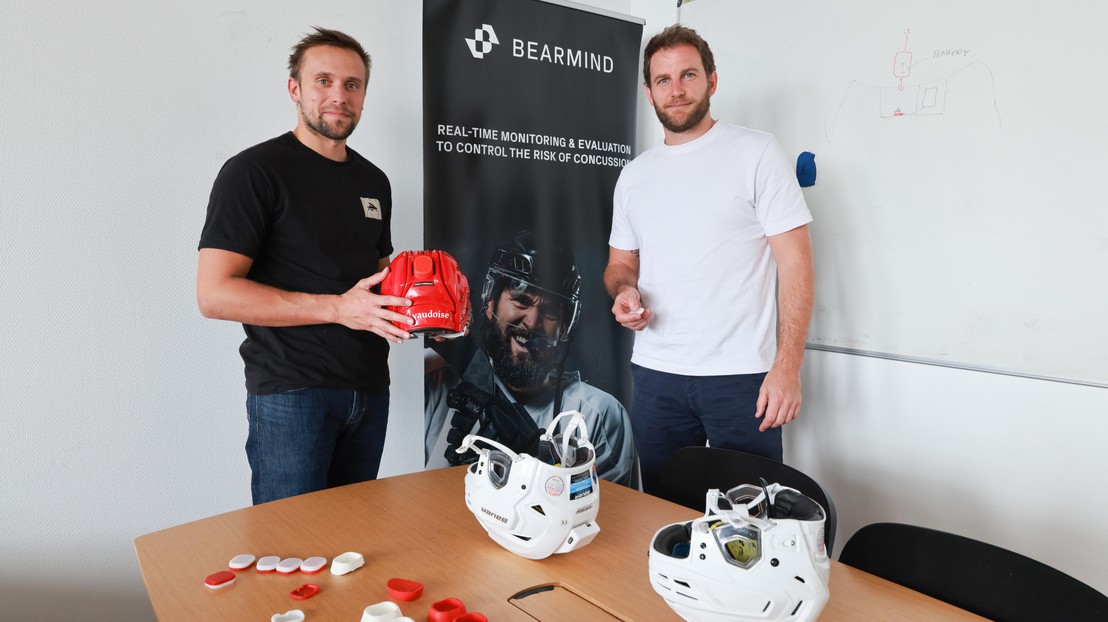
361, 601, 401, 622
271, 610, 305, 622
276, 558, 304, 574
256, 556, 280, 573
330, 551, 365, 575
300, 556, 327, 574
228, 554, 256, 570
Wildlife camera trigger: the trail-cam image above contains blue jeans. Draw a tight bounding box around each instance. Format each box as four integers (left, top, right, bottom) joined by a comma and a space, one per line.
246, 387, 389, 505
630, 364, 781, 495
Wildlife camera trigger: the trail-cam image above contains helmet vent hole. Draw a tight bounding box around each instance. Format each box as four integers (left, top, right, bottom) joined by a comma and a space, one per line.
791, 601, 804, 616
762, 601, 772, 613
530, 504, 546, 515
794, 575, 806, 583
674, 580, 691, 589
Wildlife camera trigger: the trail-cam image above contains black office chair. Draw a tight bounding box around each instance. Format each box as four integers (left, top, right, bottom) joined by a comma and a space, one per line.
654, 446, 837, 556
838, 522, 1108, 622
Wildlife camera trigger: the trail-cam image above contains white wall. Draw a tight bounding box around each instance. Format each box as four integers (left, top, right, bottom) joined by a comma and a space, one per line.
3, 2, 1103, 621
790, 352, 1108, 594
1, 1, 426, 619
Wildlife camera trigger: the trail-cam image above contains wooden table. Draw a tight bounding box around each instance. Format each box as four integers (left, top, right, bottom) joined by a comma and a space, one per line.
135, 467, 986, 621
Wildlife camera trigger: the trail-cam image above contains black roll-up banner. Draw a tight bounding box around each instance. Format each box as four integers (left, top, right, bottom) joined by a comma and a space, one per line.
422, 0, 642, 463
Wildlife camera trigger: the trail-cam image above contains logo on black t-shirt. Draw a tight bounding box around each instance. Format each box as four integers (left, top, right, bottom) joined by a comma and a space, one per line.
361, 198, 382, 220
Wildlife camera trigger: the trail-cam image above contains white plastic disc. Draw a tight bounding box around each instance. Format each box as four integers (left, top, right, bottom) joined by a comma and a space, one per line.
256, 555, 280, 572
276, 558, 303, 574
228, 554, 256, 570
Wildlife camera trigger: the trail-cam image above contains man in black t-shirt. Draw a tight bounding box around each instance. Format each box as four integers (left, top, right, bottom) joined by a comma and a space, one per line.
197, 27, 414, 505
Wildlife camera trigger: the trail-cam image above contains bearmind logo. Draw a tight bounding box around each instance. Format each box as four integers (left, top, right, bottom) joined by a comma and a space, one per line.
414, 310, 451, 320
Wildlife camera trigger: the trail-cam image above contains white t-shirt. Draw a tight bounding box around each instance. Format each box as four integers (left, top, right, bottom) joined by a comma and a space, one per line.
609, 121, 812, 375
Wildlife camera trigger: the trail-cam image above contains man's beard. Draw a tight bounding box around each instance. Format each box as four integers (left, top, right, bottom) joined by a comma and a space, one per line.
482, 319, 558, 391
654, 92, 711, 134
302, 107, 358, 140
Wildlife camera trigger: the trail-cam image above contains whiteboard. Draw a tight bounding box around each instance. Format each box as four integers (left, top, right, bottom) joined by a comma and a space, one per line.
679, 0, 1108, 385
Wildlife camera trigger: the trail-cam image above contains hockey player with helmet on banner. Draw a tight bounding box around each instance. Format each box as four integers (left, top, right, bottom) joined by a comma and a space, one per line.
424, 230, 637, 487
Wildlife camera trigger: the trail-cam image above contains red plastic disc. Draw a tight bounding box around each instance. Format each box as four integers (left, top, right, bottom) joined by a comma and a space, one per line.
428, 598, 467, 622
387, 577, 425, 601
204, 570, 237, 589
290, 584, 320, 600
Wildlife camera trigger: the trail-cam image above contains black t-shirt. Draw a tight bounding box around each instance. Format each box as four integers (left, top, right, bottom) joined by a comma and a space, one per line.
199, 132, 393, 394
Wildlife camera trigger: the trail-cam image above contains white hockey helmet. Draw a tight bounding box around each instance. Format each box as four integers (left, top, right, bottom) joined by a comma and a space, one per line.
456, 410, 600, 560
648, 482, 831, 622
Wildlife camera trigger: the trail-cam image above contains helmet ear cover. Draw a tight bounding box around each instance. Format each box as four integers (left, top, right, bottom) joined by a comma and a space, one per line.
769, 489, 824, 521
486, 450, 513, 489
652, 522, 693, 558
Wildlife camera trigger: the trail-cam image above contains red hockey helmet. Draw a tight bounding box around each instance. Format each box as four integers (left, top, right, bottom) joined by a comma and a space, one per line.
380, 250, 471, 338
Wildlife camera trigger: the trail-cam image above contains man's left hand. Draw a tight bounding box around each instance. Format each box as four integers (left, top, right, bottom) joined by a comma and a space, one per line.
755, 367, 802, 431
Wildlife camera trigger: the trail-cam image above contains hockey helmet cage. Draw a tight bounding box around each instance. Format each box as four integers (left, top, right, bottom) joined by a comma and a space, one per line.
456, 410, 600, 560
481, 231, 581, 347
648, 482, 831, 622
380, 250, 471, 338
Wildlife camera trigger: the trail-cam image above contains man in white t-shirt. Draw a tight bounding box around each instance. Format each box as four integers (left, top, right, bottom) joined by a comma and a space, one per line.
604, 24, 815, 494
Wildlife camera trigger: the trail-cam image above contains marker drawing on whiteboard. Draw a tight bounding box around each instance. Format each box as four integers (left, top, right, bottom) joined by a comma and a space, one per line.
824, 27, 1002, 142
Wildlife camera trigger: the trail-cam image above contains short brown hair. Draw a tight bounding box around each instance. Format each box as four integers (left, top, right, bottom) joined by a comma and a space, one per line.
642, 24, 715, 85
288, 27, 371, 82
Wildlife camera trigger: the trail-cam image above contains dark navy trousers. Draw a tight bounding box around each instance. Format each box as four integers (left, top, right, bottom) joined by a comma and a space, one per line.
630, 364, 782, 495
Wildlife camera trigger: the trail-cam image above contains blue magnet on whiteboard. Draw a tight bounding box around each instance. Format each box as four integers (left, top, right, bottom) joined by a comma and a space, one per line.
796, 152, 816, 187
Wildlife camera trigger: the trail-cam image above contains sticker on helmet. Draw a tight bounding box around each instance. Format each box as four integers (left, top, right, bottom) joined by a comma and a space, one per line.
569, 471, 594, 500
545, 476, 565, 496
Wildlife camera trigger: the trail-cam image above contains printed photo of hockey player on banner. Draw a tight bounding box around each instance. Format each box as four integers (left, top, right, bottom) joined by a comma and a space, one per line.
422, 0, 643, 486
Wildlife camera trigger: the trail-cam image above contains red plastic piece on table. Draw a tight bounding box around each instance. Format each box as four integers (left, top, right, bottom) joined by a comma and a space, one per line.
454, 614, 488, 622
290, 584, 320, 600
204, 570, 237, 589
428, 597, 467, 622
386, 577, 425, 601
